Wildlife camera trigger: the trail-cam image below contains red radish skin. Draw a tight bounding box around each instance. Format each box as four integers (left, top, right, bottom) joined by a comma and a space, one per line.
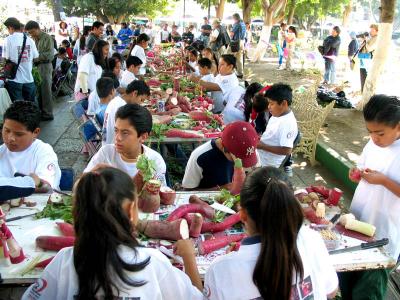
133, 172, 145, 194
230, 158, 246, 196
159, 187, 176, 205
303, 207, 330, 225
201, 213, 241, 233
137, 219, 189, 240
198, 234, 246, 255
35, 256, 55, 268
165, 129, 204, 139
310, 186, 330, 198
36, 236, 75, 251
349, 168, 362, 182
189, 213, 203, 238
188, 195, 212, 208
189, 111, 211, 122
166, 204, 215, 221
56, 222, 75, 237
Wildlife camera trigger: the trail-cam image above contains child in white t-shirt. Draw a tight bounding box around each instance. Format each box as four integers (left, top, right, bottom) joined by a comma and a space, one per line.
203, 167, 338, 300
22, 167, 203, 300
120, 55, 143, 88
257, 83, 298, 168
341, 95, 400, 299
0, 101, 61, 189
186, 48, 200, 76
94, 77, 116, 126
86, 103, 167, 185
130, 33, 149, 75
102, 80, 150, 145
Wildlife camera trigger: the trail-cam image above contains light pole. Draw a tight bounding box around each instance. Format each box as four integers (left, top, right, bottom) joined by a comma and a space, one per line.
208, 0, 211, 20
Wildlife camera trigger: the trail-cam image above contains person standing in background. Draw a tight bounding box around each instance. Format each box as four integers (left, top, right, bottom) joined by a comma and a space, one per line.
160, 23, 170, 43
321, 26, 341, 85
359, 24, 378, 92
25, 21, 55, 121
2, 17, 39, 102
285, 26, 297, 71
56, 21, 69, 47
200, 17, 212, 47
117, 22, 133, 45
277, 22, 287, 70
86, 21, 104, 51
229, 13, 246, 79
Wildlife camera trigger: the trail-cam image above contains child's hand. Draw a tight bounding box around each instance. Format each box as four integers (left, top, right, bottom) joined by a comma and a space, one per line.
174, 239, 196, 258
349, 168, 362, 183
361, 168, 387, 185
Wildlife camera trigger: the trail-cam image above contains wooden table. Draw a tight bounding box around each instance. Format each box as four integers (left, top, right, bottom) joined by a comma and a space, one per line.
0, 192, 396, 285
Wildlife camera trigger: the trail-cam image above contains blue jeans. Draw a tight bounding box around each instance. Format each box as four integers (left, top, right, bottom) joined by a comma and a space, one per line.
324, 59, 336, 84
5, 81, 36, 102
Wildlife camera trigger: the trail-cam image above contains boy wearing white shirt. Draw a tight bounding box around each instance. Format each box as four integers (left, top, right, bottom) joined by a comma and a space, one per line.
85, 104, 167, 185
102, 80, 150, 145
3, 18, 39, 102
0, 101, 61, 189
257, 83, 298, 168
120, 56, 143, 88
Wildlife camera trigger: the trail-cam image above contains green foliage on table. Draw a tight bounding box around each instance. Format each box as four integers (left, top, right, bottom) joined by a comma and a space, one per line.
36, 195, 73, 224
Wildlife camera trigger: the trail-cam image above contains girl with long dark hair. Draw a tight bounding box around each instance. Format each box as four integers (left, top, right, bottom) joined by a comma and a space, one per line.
129, 33, 150, 75
204, 167, 338, 300
74, 40, 109, 100
22, 167, 203, 299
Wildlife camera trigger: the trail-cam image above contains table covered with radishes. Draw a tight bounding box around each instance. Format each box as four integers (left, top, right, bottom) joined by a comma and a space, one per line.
0, 184, 395, 285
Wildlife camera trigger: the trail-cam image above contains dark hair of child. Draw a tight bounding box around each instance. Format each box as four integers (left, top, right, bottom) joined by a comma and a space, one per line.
4, 101, 41, 132
106, 57, 120, 72
80, 26, 91, 51
126, 56, 143, 68
363, 94, 400, 128
92, 40, 109, 68
243, 82, 263, 121
58, 47, 67, 55
221, 54, 236, 69
101, 70, 120, 89
61, 40, 71, 48
198, 57, 212, 69
202, 47, 219, 68
189, 49, 198, 57
137, 33, 150, 44
111, 52, 123, 63
126, 80, 150, 96
115, 103, 152, 136
252, 94, 268, 113
96, 77, 115, 98
288, 26, 297, 38
240, 167, 304, 300
73, 167, 150, 300
264, 83, 293, 105
24, 21, 40, 30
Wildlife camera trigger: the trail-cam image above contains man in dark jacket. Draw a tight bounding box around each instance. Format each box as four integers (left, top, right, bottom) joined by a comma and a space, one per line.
322, 26, 341, 85
210, 19, 230, 60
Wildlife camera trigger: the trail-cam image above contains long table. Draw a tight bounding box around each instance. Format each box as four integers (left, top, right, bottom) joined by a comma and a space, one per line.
0, 192, 396, 285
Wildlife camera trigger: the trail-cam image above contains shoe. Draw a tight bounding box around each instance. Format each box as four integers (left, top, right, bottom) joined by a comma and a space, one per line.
284, 166, 293, 177
41, 115, 54, 121
237, 75, 244, 79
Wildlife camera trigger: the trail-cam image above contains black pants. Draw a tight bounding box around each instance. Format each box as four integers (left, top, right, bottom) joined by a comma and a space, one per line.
360, 68, 368, 92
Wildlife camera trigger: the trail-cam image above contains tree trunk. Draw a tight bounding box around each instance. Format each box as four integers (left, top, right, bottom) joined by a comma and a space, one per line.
251, 11, 273, 62
51, 0, 64, 22
358, 0, 395, 109
342, 0, 353, 27
215, 0, 226, 20
288, 0, 296, 25
97, 14, 110, 24
242, 0, 253, 24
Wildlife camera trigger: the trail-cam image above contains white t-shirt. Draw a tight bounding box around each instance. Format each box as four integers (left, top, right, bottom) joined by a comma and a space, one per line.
211, 28, 219, 40
204, 226, 338, 300
188, 61, 200, 76
160, 29, 170, 41
102, 95, 126, 145
2, 32, 39, 84
350, 138, 400, 259
222, 85, 246, 125
130, 46, 146, 75
84, 144, 167, 185
214, 73, 239, 104
120, 70, 137, 88
201, 74, 223, 113
259, 111, 298, 168
0, 139, 61, 188
22, 246, 202, 300
87, 90, 100, 115
74, 53, 103, 94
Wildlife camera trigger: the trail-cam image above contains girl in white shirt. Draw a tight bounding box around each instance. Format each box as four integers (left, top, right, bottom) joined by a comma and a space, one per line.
22, 167, 203, 300
74, 40, 109, 101
204, 167, 338, 300
130, 33, 150, 75
342, 94, 400, 299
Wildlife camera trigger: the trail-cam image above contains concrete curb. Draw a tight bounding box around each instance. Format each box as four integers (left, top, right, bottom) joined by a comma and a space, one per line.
316, 141, 358, 192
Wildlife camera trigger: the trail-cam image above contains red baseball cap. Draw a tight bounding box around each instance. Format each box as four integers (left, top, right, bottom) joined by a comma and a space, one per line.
221, 121, 259, 168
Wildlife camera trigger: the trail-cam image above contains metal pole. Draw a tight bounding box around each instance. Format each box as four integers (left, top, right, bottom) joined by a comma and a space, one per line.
183, 0, 186, 27
208, 0, 211, 19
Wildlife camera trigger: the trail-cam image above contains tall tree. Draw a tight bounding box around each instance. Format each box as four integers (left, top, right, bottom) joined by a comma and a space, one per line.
358, 0, 397, 109
342, 0, 353, 27
35, 0, 64, 21
251, 0, 288, 62
287, 0, 296, 24
242, 0, 254, 23
193, 0, 233, 20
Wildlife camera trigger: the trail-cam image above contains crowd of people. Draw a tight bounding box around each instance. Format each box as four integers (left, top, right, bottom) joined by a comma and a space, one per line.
0, 13, 399, 300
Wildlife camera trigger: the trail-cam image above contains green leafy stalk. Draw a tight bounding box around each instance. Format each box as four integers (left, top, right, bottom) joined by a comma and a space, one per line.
213, 189, 240, 223
36, 195, 73, 224
136, 155, 157, 182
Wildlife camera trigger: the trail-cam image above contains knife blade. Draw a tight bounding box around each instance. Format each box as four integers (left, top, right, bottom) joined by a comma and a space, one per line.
329, 238, 389, 255
6, 213, 37, 222
209, 202, 236, 214
329, 213, 341, 225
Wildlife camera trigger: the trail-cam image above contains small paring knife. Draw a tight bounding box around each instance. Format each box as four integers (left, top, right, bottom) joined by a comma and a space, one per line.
329, 238, 389, 255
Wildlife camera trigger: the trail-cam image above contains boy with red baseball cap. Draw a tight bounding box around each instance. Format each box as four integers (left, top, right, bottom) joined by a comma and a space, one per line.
182, 121, 259, 190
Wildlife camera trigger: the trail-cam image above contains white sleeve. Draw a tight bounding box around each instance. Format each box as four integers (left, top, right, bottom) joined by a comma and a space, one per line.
159, 262, 203, 300
155, 156, 167, 186
34, 145, 61, 189
3, 37, 10, 59
182, 151, 203, 189
203, 266, 222, 300
30, 38, 39, 59
357, 145, 367, 170
78, 54, 91, 75
105, 110, 116, 144
211, 29, 219, 39
84, 146, 108, 173
278, 122, 297, 148
87, 91, 99, 115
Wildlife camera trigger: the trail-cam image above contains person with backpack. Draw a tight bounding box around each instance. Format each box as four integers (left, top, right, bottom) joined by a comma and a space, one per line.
228, 13, 246, 79
209, 19, 230, 60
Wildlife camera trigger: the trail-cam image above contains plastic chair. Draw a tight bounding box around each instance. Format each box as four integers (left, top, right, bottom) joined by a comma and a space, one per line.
279, 131, 302, 168
70, 101, 88, 123
59, 168, 74, 191
78, 120, 102, 159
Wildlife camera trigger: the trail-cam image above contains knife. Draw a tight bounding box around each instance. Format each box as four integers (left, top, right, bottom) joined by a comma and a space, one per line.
6, 213, 37, 222
329, 213, 341, 225
329, 238, 389, 255
200, 198, 236, 214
